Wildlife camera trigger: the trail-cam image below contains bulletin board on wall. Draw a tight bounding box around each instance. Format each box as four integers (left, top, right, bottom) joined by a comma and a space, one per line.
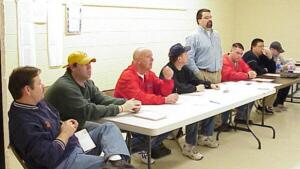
65, 4, 82, 35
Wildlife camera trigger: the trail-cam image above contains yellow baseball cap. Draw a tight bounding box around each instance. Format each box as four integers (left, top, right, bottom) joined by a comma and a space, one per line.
63, 51, 96, 68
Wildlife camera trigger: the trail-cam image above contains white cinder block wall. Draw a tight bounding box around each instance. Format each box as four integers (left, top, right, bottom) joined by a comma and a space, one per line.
2, 0, 236, 168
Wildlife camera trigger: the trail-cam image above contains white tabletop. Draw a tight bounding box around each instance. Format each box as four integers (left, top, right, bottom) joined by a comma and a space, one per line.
98, 81, 277, 136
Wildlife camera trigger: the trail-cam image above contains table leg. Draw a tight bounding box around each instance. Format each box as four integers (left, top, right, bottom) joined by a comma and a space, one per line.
126, 131, 132, 163
252, 98, 276, 139
147, 136, 152, 169
217, 104, 263, 149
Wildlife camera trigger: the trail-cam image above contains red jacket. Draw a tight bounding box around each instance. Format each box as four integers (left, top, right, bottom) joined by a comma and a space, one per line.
114, 64, 174, 105
221, 54, 252, 82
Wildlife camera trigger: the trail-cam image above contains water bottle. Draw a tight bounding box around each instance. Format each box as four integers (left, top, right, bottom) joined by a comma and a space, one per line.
275, 58, 282, 73
286, 58, 295, 73
287, 62, 294, 73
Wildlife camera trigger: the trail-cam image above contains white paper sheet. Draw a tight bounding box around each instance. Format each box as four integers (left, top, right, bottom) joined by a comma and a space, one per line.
33, 0, 48, 23
264, 73, 280, 77
134, 110, 167, 121
66, 2, 82, 33
75, 129, 96, 152
17, 0, 36, 66
251, 78, 274, 82
48, 0, 64, 66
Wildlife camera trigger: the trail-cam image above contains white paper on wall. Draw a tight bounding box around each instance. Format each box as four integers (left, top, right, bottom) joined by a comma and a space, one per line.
47, 0, 64, 66
16, 0, 36, 66
66, 2, 82, 34
33, 0, 48, 24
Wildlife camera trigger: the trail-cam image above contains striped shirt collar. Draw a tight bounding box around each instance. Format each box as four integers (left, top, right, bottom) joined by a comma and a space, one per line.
13, 101, 39, 110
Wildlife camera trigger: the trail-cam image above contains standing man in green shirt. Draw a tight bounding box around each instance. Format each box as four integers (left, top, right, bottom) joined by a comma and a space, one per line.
45, 51, 141, 131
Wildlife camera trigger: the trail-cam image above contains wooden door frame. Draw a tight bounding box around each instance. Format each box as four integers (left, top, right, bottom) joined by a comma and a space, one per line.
0, 0, 5, 168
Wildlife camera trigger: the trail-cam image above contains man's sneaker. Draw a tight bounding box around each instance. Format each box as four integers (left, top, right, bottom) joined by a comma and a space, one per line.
198, 135, 219, 148
278, 104, 288, 111
103, 159, 137, 169
182, 144, 204, 160
151, 143, 171, 159
132, 151, 155, 164
266, 106, 274, 114
273, 106, 282, 112
214, 123, 232, 132
234, 119, 254, 125
256, 106, 274, 115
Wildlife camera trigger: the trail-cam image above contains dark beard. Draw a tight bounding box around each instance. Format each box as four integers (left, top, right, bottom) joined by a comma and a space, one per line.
206, 20, 213, 28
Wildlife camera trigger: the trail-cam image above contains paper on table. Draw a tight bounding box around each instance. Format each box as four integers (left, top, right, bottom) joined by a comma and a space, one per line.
264, 73, 280, 77
116, 112, 130, 117
183, 92, 204, 96
133, 110, 166, 121
251, 78, 274, 82
75, 129, 96, 152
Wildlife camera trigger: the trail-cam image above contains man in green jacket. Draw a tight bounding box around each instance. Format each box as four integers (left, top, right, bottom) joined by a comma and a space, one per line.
45, 51, 141, 131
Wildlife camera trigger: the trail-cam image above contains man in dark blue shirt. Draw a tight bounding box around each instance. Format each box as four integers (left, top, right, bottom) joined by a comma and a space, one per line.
8, 66, 135, 169
243, 38, 276, 76
243, 38, 277, 113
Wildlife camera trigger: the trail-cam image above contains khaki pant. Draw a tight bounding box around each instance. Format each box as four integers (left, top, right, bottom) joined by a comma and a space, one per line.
258, 93, 277, 107
195, 70, 222, 84
195, 70, 222, 128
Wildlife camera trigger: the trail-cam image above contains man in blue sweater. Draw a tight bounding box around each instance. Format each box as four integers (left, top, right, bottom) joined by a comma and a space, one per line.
8, 66, 135, 169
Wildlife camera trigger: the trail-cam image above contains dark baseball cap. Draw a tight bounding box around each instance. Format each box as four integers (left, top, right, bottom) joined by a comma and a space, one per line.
169, 43, 191, 60
270, 41, 285, 53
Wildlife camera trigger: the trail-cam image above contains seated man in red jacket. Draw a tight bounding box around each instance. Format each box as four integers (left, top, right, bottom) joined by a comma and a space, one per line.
221, 43, 257, 129
114, 47, 178, 164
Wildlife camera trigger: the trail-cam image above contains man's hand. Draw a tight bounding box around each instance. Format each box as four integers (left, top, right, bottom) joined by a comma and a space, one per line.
165, 93, 178, 104
162, 66, 174, 80
61, 119, 78, 137
120, 99, 141, 113
282, 64, 288, 70
248, 71, 257, 79
196, 84, 204, 92
262, 48, 272, 59
57, 119, 78, 145
210, 84, 220, 90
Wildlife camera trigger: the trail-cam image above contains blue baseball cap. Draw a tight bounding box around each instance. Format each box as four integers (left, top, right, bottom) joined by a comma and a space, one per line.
169, 43, 191, 60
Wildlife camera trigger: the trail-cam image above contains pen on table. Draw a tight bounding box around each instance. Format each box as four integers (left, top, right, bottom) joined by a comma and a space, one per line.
257, 88, 269, 90
209, 100, 221, 104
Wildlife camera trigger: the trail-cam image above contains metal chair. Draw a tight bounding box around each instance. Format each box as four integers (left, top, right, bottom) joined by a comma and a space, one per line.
8, 144, 28, 169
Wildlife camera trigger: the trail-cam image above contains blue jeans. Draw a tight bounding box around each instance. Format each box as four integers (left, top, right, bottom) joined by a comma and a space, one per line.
200, 117, 215, 136
196, 117, 215, 137
222, 102, 255, 124
84, 121, 102, 132
131, 132, 170, 153
55, 122, 130, 169
186, 122, 198, 145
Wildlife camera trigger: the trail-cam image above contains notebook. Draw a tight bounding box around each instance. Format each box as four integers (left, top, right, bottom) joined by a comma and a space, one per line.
75, 129, 96, 152
133, 110, 166, 121
280, 72, 300, 78
251, 78, 274, 82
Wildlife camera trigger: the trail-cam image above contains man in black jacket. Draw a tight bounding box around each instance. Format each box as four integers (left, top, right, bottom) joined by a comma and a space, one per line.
159, 43, 220, 161
243, 38, 276, 75
243, 38, 277, 113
